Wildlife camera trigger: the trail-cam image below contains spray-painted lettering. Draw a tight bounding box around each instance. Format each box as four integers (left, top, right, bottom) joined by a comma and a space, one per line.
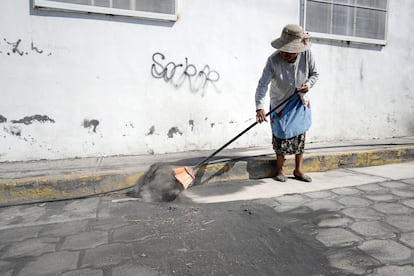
151, 52, 220, 93
1, 38, 52, 56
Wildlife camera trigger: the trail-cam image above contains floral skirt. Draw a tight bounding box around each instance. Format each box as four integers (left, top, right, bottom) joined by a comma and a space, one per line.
272, 133, 306, 155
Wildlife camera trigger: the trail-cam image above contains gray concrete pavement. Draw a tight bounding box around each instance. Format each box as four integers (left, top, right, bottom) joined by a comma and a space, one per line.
1, 161, 414, 275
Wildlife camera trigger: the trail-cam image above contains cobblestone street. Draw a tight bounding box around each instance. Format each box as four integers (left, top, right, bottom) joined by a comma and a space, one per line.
1, 163, 414, 275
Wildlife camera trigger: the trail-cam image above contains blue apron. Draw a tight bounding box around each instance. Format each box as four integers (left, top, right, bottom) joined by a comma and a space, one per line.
270, 93, 312, 139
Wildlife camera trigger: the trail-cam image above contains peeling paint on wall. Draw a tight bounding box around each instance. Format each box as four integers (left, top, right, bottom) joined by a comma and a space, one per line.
3, 126, 22, 136
11, 115, 55, 125
0, 115, 6, 123
189, 120, 194, 131
146, 126, 155, 136
83, 119, 99, 132
124, 122, 135, 128
167, 127, 182, 138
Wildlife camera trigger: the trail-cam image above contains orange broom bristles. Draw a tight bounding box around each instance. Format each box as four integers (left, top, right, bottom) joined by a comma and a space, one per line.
174, 166, 195, 189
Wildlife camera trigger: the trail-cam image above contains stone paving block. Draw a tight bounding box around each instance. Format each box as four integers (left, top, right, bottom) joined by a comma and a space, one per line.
61, 231, 108, 250
18, 251, 79, 276
372, 202, 412, 215
350, 221, 397, 239
252, 198, 280, 208
0, 225, 43, 242
370, 265, 414, 276
316, 228, 362, 247
39, 220, 89, 237
273, 194, 309, 212
364, 194, 395, 202
338, 196, 372, 207
400, 232, 414, 248
0, 205, 46, 229
327, 249, 379, 275
275, 194, 309, 204
97, 198, 158, 219
342, 207, 383, 220
390, 189, 414, 198
61, 268, 103, 276
2, 237, 58, 258
304, 190, 334, 199
304, 199, 344, 212
358, 240, 412, 263
357, 184, 389, 193
402, 199, 414, 208
0, 260, 14, 276
386, 215, 414, 232
45, 197, 99, 223
401, 178, 414, 185
111, 262, 159, 276
273, 203, 304, 212
317, 217, 353, 228
379, 181, 409, 189
81, 243, 133, 268
87, 217, 129, 231
113, 224, 157, 243
331, 187, 361, 195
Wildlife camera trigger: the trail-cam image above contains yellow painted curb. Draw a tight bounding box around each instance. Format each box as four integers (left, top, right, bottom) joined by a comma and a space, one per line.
0, 171, 144, 206
1, 146, 413, 206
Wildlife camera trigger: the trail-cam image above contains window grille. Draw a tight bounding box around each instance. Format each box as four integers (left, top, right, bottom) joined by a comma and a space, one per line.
303, 0, 388, 45
34, 0, 177, 21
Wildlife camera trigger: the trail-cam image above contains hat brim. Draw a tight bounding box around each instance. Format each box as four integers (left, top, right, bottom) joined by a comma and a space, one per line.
271, 38, 311, 53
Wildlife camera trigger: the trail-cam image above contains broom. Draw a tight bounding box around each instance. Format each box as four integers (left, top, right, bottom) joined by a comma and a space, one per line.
174, 92, 297, 189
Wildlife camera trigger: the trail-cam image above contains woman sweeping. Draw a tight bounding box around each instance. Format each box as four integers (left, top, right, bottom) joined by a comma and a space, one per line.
255, 24, 319, 182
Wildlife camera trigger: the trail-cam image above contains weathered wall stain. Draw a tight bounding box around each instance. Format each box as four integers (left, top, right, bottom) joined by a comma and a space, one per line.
151, 52, 220, 94
167, 127, 182, 138
83, 119, 100, 133
0, 115, 6, 123
146, 126, 155, 136
124, 122, 135, 128
3, 126, 21, 136
11, 115, 55, 125
189, 120, 194, 131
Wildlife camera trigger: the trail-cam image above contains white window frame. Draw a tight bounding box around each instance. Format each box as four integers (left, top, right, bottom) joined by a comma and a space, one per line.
302, 0, 388, 46
33, 0, 178, 22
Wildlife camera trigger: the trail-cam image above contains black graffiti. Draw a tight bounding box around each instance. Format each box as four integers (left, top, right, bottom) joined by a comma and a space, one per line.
4, 38, 25, 56
1, 38, 52, 56
151, 52, 220, 93
31, 42, 43, 54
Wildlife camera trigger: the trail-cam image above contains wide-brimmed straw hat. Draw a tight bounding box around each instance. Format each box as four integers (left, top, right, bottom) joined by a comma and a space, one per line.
271, 24, 311, 53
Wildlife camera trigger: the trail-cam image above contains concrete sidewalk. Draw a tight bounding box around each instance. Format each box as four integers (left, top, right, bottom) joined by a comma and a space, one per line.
1, 136, 414, 206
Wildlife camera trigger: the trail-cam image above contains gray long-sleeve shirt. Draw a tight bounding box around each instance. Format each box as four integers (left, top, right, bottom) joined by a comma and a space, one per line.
255, 50, 319, 113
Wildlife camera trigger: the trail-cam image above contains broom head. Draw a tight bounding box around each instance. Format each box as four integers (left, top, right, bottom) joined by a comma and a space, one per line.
174, 166, 195, 189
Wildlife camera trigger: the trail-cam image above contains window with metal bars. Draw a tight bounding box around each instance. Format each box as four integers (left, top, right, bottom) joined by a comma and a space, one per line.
34, 0, 177, 21
303, 0, 388, 45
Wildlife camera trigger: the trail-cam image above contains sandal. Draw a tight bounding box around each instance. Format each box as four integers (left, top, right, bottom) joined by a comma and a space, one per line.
274, 175, 287, 182
293, 170, 312, 182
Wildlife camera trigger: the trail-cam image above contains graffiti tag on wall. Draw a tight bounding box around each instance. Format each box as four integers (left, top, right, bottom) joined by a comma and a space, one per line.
0, 38, 52, 56
151, 52, 220, 94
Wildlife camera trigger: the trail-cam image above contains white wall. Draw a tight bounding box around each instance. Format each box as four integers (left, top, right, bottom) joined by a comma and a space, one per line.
0, 0, 413, 162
